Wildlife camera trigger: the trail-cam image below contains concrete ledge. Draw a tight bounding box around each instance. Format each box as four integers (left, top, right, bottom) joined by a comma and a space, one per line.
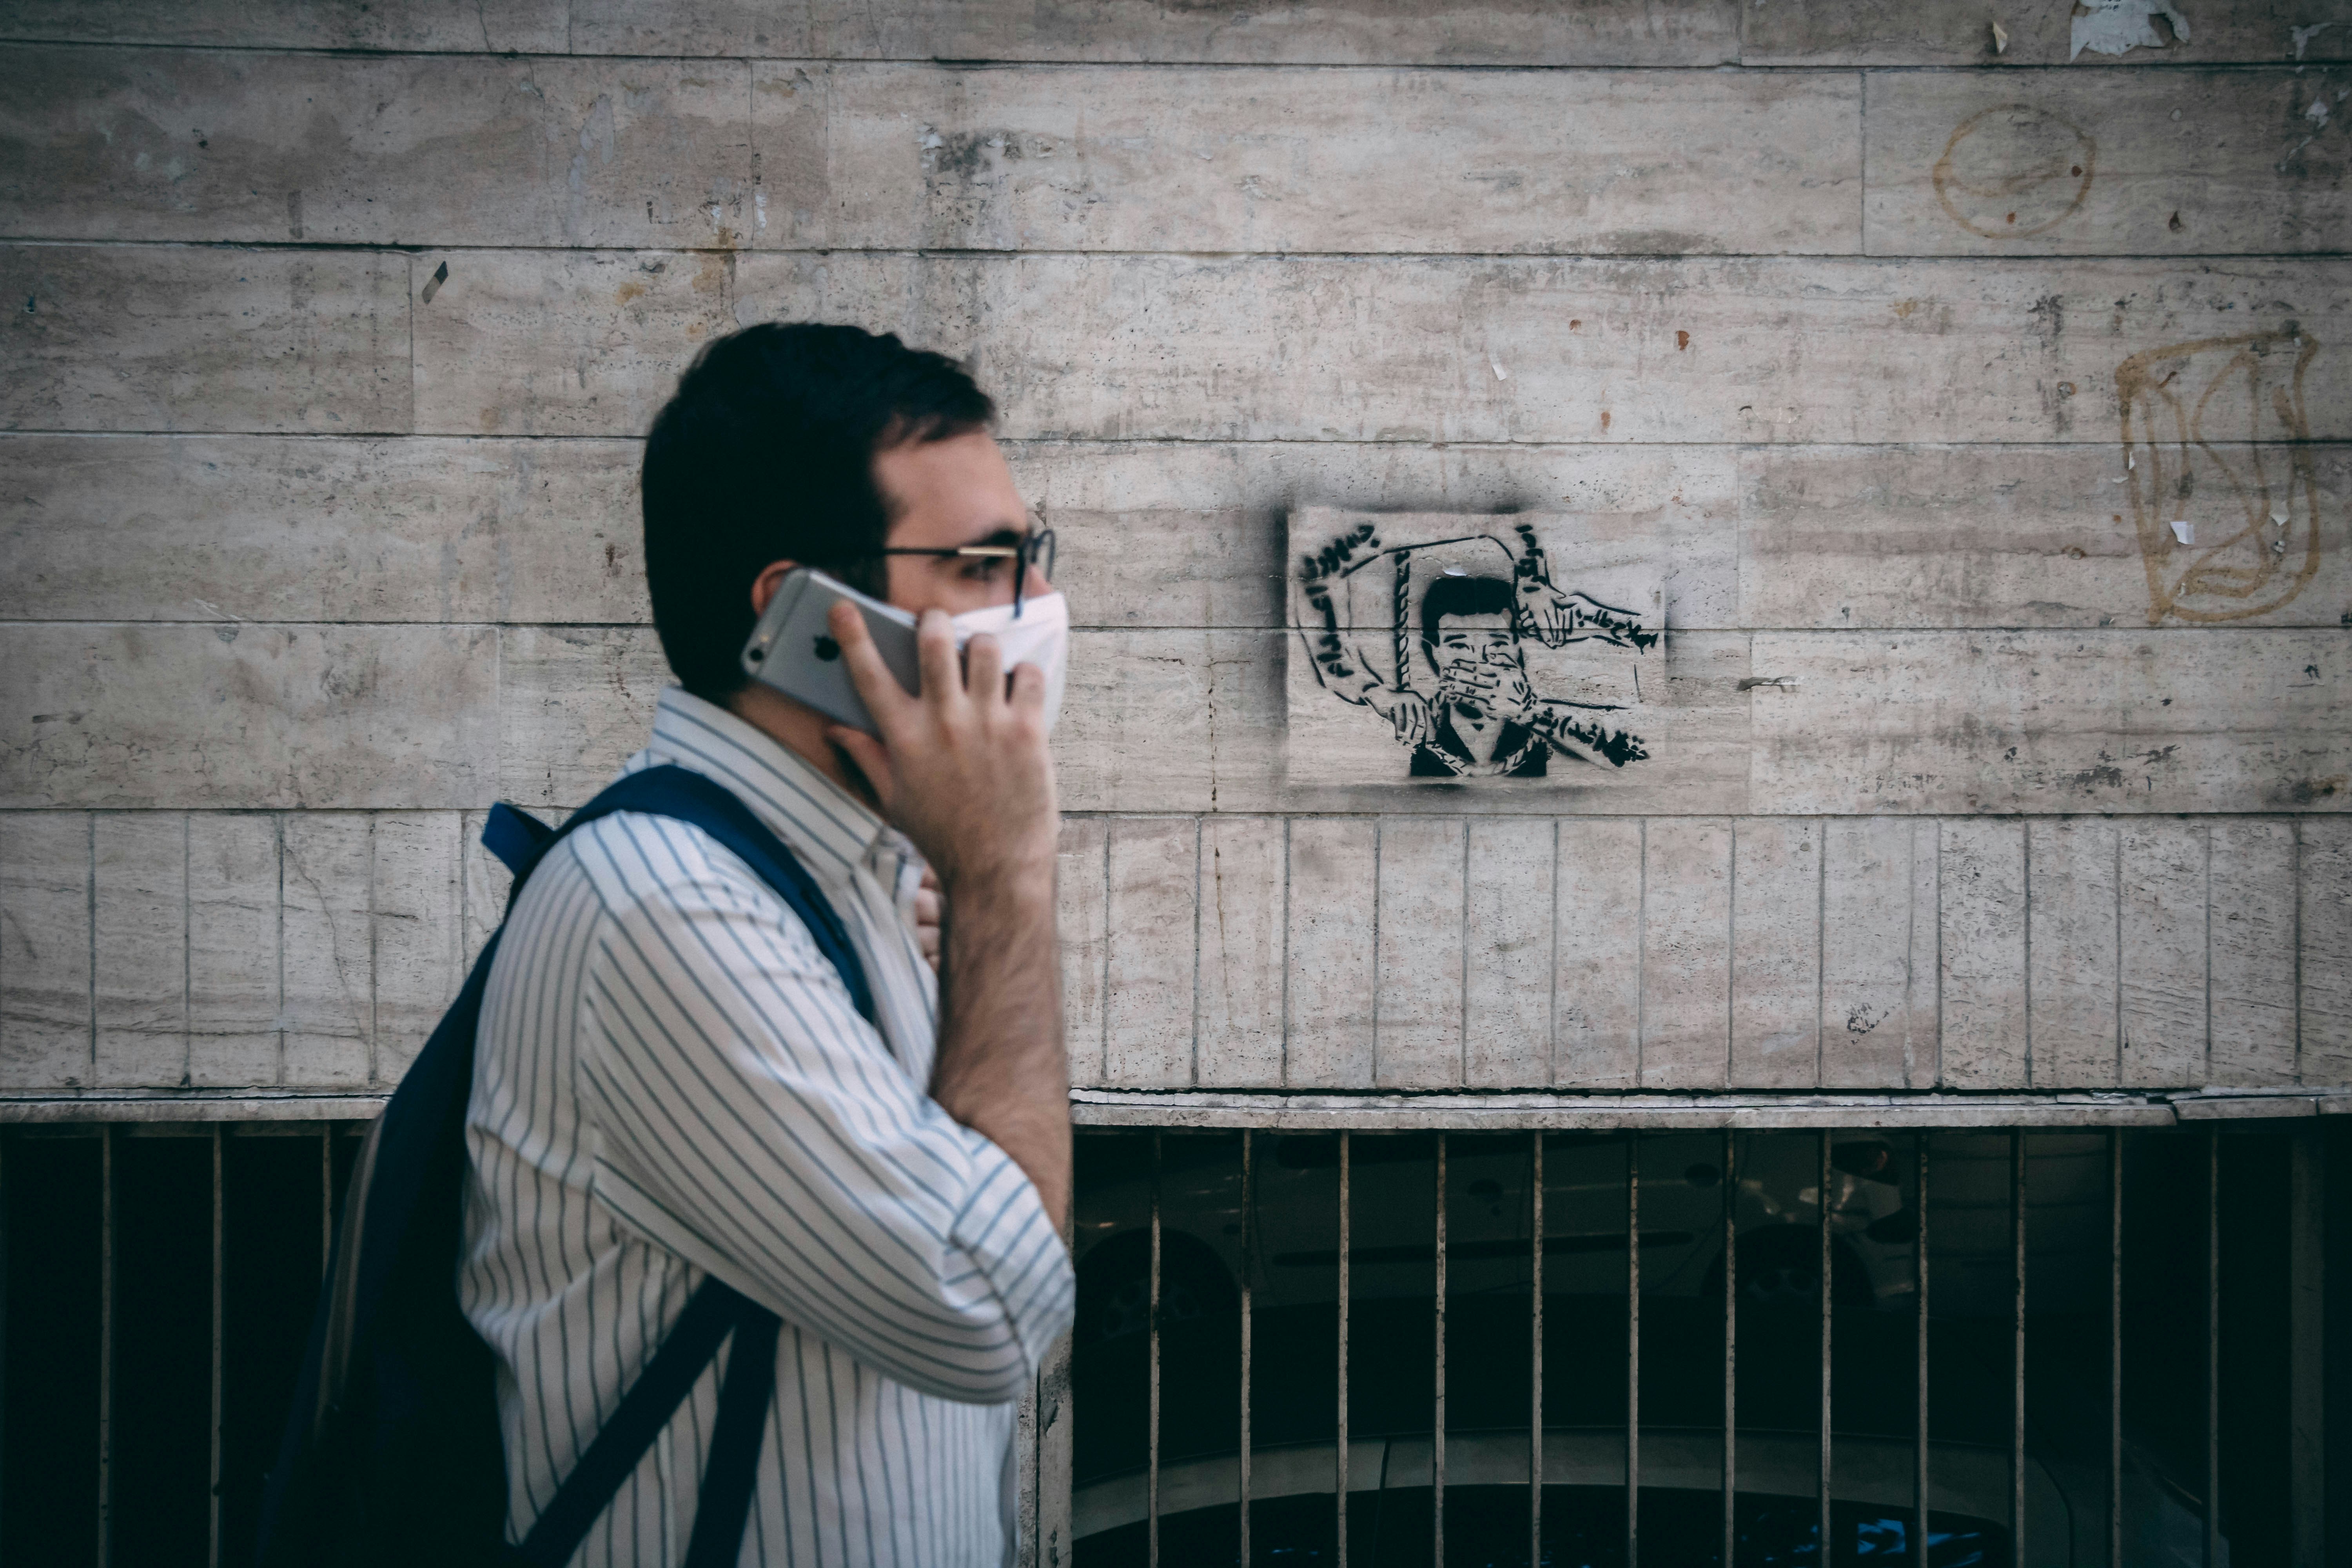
8, 1086, 2344, 1129
2171, 1090, 2332, 1120
1069, 1089, 2189, 1130
0, 1093, 387, 1123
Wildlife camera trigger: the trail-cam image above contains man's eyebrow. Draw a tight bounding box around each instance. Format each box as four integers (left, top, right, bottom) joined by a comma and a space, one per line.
942, 523, 1029, 552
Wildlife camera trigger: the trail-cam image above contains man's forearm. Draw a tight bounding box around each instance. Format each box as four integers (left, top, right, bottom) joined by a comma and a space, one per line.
929, 864, 1071, 1230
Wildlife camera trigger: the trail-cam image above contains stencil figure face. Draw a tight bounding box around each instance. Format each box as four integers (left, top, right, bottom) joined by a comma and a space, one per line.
1425, 610, 1520, 699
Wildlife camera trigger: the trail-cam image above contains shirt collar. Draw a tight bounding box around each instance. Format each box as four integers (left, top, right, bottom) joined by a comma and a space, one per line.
627, 686, 887, 889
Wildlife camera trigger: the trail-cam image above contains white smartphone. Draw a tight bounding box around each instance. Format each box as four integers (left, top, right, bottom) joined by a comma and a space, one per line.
739, 567, 922, 735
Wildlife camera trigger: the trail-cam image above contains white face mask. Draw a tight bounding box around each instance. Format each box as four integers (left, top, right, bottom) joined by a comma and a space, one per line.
952, 591, 1070, 734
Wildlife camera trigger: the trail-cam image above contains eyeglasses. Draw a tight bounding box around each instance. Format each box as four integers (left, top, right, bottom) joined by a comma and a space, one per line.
869, 526, 1057, 618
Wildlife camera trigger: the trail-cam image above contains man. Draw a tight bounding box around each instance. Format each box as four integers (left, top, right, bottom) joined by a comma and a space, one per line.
461, 323, 1076, 1566
1407, 573, 1553, 777
1406, 574, 1648, 777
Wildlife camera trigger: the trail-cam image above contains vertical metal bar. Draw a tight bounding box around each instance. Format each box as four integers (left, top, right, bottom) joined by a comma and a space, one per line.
1337, 1132, 1351, 1568
1529, 1132, 1543, 1567
2287, 1125, 2325, 1567
1239, 1131, 1253, 1567
0, 1135, 8, 1550
98, 1122, 114, 1568
1018, 1353, 1039, 1567
320, 1124, 333, 1278
2109, 1128, 2123, 1568
210, 1127, 225, 1568
1819, 1131, 1832, 1564
2013, 1131, 2028, 1551
1722, 1127, 1736, 1568
2205, 1126, 2220, 1568
1915, 1135, 1930, 1559
1039, 1203, 1076, 1568
1626, 1134, 1639, 1568
1432, 1134, 1446, 1568
1148, 1131, 1162, 1568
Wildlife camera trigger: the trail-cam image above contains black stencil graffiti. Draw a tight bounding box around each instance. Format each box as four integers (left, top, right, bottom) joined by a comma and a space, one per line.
1298, 521, 1656, 779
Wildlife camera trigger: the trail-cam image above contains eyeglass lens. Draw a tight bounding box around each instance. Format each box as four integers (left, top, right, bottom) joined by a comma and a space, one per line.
1015, 528, 1055, 616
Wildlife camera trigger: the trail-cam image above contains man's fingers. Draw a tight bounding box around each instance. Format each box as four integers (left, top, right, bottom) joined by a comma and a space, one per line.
828, 602, 916, 730
915, 608, 963, 706
966, 632, 1007, 708
1005, 659, 1047, 713
911, 877, 943, 971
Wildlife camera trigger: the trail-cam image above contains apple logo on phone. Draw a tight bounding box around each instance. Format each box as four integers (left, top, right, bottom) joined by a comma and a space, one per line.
813, 634, 842, 661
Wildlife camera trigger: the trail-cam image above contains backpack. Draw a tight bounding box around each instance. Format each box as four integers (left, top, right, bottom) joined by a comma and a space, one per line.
256, 764, 878, 1568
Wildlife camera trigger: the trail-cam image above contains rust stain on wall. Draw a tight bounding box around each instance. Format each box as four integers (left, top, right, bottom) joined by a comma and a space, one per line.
1931, 104, 2096, 239
2117, 331, 2323, 624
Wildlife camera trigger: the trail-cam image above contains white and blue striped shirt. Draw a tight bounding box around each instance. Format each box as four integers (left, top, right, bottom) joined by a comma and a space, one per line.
460, 687, 1075, 1567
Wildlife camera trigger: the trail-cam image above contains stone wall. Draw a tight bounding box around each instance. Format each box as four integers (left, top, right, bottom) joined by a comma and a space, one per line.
3, 1, 2348, 1102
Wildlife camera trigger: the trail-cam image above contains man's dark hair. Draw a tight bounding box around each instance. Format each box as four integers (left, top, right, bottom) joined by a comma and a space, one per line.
1419, 574, 1517, 666
641, 322, 996, 701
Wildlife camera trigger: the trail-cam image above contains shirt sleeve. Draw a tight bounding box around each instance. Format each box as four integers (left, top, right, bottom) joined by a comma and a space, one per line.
568, 814, 1074, 1404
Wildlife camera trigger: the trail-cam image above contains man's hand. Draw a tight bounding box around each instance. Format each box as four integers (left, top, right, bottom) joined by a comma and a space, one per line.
1517, 582, 1652, 651
821, 600, 1071, 1229
1452, 659, 1541, 724
822, 602, 1058, 893
1366, 685, 1433, 749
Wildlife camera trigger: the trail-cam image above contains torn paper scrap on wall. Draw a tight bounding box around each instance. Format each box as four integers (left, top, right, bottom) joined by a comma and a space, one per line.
2070, 0, 2191, 60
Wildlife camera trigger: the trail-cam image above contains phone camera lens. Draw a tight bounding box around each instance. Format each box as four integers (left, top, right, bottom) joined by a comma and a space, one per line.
747, 646, 765, 662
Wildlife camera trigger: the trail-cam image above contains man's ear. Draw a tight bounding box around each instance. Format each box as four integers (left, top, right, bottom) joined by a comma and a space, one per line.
750, 560, 799, 618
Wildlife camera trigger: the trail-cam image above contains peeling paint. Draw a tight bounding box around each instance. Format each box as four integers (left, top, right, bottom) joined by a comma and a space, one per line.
2069, 0, 2190, 60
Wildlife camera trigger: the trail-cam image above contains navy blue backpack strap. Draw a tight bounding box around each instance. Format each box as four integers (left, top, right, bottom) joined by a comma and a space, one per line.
509, 1279, 775, 1568
678, 1302, 780, 1568
480, 802, 556, 879
533, 764, 877, 1027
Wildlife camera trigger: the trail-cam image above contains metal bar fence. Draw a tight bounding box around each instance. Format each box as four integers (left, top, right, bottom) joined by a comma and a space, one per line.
0, 1122, 362, 1566
5, 1118, 2341, 1564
